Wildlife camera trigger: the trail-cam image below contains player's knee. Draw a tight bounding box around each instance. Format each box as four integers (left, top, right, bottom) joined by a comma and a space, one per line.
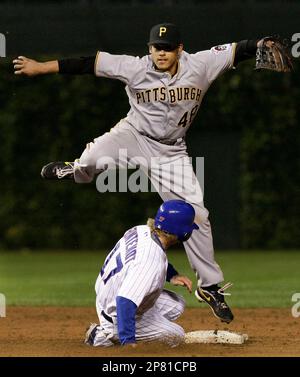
193, 204, 209, 223
175, 325, 185, 340
162, 290, 185, 320
161, 324, 185, 346
171, 292, 185, 318
176, 294, 186, 316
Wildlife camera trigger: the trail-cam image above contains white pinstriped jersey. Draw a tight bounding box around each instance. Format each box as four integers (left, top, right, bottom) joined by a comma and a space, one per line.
95, 225, 168, 317
95, 43, 236, 141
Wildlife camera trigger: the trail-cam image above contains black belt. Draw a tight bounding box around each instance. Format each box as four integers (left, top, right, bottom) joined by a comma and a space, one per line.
101, 310, 113, 324
142, 134, 185, 146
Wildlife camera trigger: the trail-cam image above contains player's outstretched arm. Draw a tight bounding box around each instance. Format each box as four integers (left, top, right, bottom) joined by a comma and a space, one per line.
13, 55, 96, 76
13, 56, 59, 76
233, 39, 260, 66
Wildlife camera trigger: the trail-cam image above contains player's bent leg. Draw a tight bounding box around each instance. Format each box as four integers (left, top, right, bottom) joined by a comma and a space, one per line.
182, 203, 234, 323
41, 122, 145, 183
153, 289, 185, 321
185, 204, 224, 286
90, 300, 185, 347
74, 126, 143, 184
148, 156, 223, 286
150, 168, 234, 323
73, 136, 113, 183
135, 311, 185, 347
87, 301, 119, 347
40, 138, 118, 184
154, 190, 224, 286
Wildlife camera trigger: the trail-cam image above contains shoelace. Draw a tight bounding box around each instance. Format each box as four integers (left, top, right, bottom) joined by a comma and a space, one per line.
217, 283, 233, 308
56, 165, 74, 179
217, 282, 233, 296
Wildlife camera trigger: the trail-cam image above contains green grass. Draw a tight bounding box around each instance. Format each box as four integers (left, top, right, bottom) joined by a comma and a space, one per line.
0, 250, 299, 308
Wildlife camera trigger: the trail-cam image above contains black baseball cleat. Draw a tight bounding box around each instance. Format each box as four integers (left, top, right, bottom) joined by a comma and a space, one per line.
195, 282, 234, 324
41, 161, 74, 180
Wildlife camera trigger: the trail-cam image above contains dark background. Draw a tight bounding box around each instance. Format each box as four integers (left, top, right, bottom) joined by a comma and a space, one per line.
0, 0, 299, 250
1, 0, 300, 56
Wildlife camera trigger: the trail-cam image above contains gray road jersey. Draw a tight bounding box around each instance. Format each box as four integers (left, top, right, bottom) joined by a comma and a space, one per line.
95, 43, 236, 141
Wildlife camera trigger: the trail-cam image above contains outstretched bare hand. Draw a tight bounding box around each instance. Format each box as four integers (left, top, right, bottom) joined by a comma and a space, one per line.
170, 275, 193, 293
13, 56, 59, 76
13, 56, 42, 76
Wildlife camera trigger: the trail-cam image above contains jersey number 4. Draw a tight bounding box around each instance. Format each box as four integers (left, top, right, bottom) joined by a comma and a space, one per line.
178, 104, 199, 127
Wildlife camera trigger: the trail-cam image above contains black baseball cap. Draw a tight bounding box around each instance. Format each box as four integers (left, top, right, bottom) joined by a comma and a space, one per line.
147, 23, 182, 50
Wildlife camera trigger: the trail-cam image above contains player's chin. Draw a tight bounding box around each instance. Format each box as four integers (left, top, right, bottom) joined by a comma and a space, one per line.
156, 61, 170, 70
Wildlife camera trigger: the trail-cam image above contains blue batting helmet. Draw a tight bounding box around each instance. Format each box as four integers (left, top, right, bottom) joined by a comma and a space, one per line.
154, 200, 199, 242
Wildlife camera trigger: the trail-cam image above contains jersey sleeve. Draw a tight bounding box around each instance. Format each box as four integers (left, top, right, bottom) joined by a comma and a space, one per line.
194, 43, 236, 83
116, 296, 137, 345
166, 263, 178, 282
94, 51, 143, 85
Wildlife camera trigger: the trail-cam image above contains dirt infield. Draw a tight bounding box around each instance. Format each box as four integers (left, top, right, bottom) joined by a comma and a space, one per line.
0, 307, 299, 357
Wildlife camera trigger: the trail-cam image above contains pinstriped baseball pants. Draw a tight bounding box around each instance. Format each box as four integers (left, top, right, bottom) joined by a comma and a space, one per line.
93, 289, 185, 347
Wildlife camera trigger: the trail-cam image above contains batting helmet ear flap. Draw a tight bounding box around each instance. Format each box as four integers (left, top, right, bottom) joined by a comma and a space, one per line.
181, 231, 193, 242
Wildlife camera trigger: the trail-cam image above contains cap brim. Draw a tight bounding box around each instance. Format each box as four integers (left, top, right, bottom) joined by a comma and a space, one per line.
147, 41, 179, 49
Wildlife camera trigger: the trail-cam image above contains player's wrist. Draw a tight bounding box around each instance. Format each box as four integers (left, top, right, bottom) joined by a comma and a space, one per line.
40, 61, 59, 75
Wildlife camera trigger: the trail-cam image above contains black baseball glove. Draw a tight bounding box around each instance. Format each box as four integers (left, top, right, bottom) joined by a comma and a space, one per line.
255, 36, 293, 72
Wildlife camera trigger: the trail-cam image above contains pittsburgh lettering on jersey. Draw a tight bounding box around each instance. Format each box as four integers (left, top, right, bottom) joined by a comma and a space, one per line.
124, 227, 138, 264
136, 87, 202, 104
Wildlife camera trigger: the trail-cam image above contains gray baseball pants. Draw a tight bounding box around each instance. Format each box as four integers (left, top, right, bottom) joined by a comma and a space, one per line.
74, 120, 224, 287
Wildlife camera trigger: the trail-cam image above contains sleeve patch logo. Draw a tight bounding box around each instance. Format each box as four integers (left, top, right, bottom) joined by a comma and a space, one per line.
213, 44, 228, 52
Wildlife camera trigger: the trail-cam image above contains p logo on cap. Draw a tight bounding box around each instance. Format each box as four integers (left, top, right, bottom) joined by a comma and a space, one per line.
159, 27, 167, 37
148, 23, 181, 50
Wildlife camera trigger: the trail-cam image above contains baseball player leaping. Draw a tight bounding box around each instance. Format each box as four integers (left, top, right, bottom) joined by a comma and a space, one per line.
13, 23, 263, 324
85, 199, 197, 347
